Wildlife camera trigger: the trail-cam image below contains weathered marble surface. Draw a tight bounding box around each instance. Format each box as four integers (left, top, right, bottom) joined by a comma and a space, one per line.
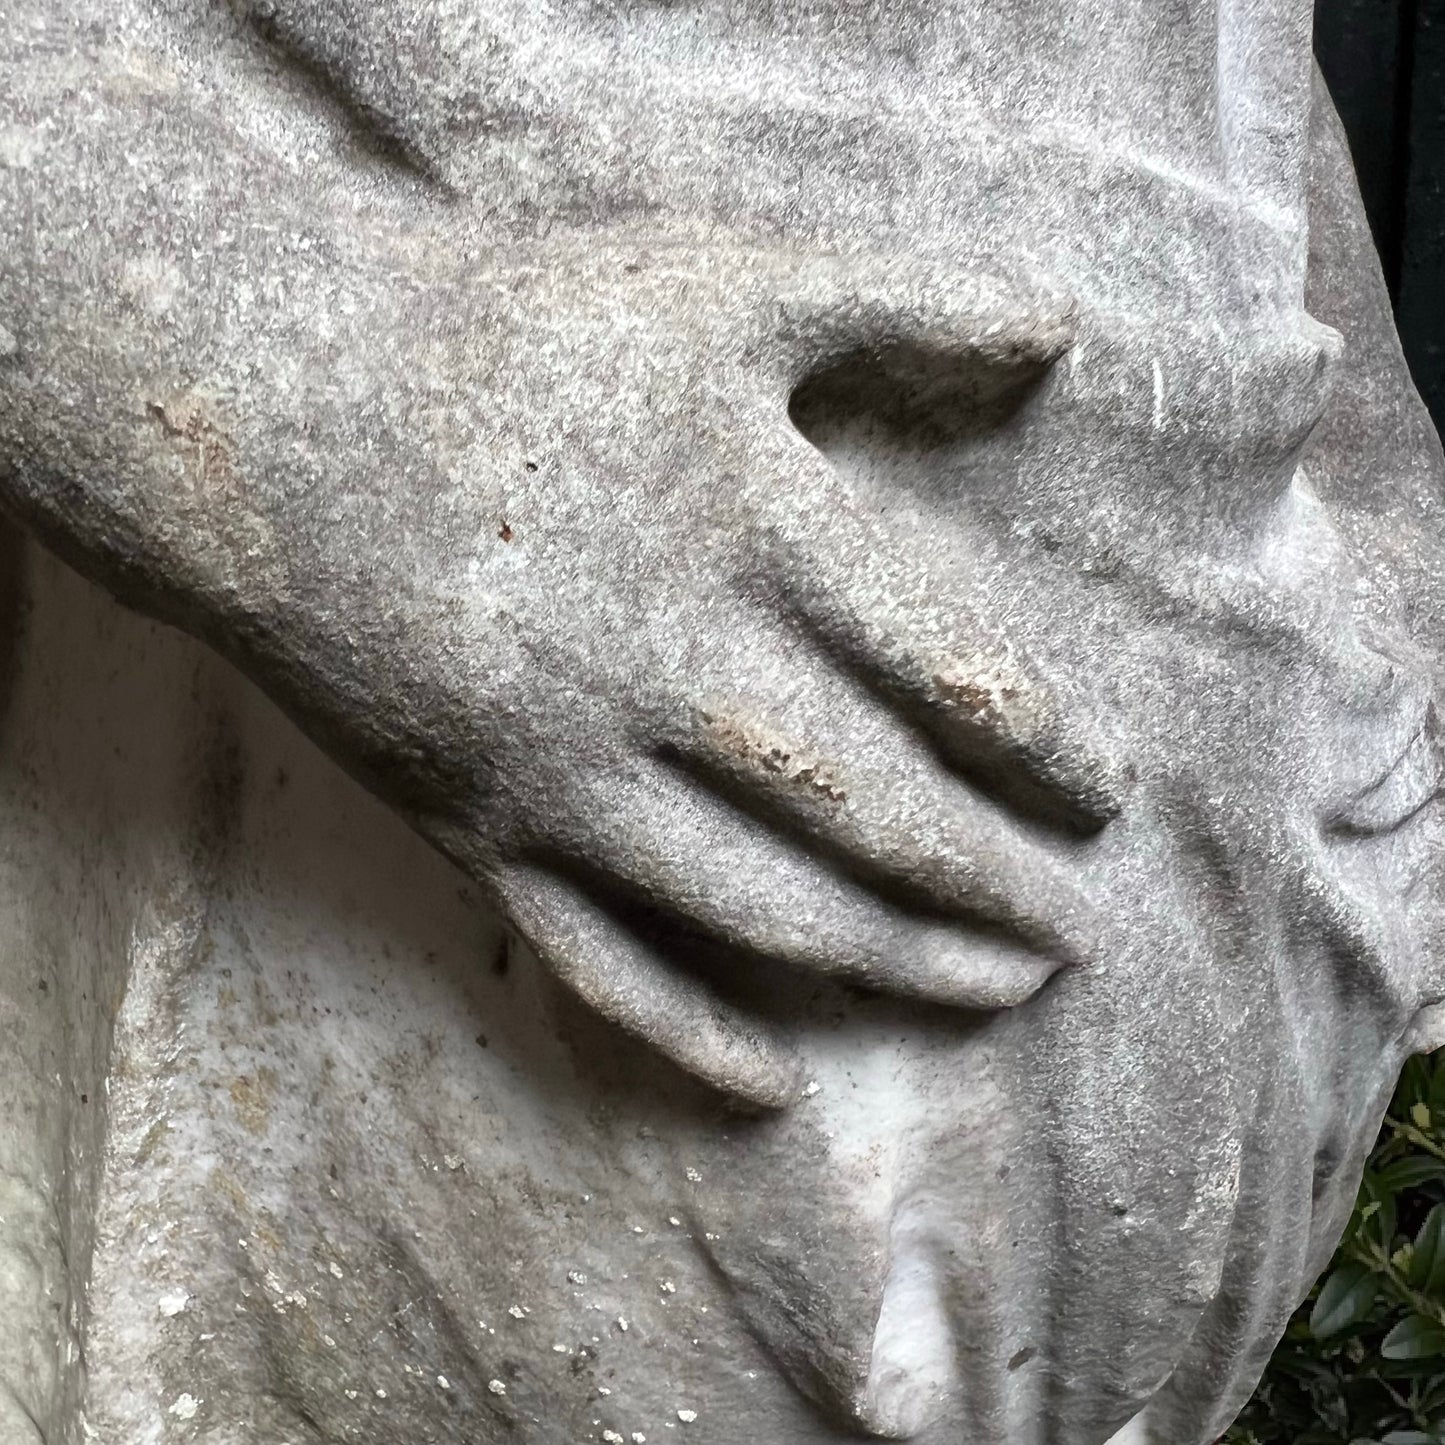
2, 1, 1445, 1442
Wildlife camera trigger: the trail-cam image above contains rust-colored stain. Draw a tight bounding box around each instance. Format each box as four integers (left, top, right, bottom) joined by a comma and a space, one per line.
146, 392, 239, 494
933, 658, 1031, 733
935, 666, 1017, 712
697, 707, 847, 804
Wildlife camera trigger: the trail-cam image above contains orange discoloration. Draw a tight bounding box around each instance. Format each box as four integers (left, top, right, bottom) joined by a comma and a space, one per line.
933, 658, 1034, 736
696, 708, 848, 804
146, 392, 239, 495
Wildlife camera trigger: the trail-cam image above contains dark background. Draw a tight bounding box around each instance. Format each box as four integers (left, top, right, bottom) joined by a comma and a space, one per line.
1317, 0, 1444, 430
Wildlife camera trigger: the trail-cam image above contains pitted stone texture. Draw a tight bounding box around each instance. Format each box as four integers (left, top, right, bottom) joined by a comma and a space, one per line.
1, 2, 1444, 1443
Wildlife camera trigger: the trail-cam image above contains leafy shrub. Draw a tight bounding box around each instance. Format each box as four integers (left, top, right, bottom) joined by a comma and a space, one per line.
1225, 1051, 1445, 1445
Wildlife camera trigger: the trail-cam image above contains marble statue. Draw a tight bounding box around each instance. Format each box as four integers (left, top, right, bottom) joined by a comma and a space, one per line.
1, 0, 1443, 1441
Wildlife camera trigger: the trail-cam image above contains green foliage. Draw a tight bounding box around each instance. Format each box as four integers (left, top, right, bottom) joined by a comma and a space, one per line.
1225, 1052, 1445, 1445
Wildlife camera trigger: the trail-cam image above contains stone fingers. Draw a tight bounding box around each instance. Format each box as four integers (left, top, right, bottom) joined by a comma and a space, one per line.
734, 430, 1127, 834
544, 762, 1066, 1012
494, 862, 803, 1111
666, 680, 1096, 969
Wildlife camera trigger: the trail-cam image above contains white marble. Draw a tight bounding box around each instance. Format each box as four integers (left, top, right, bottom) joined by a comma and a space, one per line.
1, 1, 1443, 1441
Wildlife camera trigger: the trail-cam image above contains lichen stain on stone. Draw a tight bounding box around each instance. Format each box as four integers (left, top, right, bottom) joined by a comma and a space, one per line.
130, 1116, 170, 1169
228, 1066, 278, 1136
207, 1168, 250, 1214
249, 977, 282, 1029
251, 1220, 283, 1253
